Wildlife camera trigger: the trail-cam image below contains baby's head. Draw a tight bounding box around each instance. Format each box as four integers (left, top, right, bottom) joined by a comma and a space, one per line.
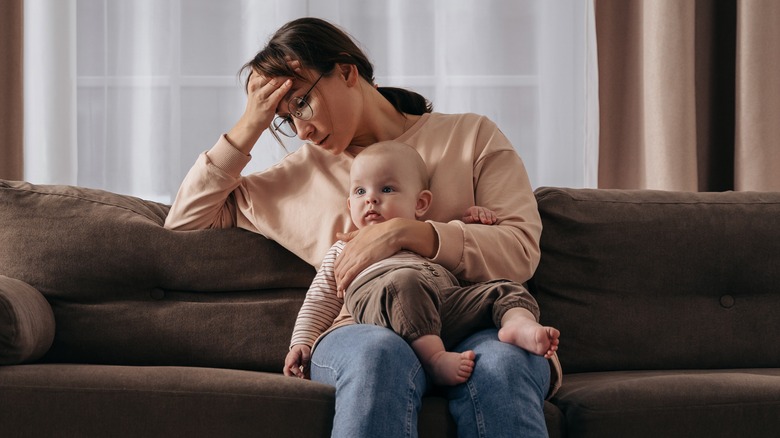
348, 141, 432, 229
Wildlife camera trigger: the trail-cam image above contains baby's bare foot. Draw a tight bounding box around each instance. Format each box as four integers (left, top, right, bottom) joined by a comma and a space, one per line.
499, 319, 560, 359
424, 350, 476, 386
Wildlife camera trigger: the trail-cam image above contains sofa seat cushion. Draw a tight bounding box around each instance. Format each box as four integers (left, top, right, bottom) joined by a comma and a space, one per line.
0, 276, 55, 364
0, 364, 335, 437
553, 369, 780, 438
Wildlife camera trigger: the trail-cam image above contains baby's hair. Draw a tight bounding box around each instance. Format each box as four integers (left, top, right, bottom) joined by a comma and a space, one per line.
353, 141, 429, 191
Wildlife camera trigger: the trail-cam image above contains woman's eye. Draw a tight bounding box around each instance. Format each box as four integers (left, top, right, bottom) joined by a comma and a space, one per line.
291, 98, 307, 111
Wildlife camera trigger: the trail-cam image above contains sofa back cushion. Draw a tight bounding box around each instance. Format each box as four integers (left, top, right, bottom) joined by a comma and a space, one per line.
530, 187, 780, 374
0, 180, 314, 371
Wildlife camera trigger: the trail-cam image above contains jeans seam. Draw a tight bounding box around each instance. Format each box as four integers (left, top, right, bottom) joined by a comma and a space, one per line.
406, 361, 422, 438
466, 379, 487, 438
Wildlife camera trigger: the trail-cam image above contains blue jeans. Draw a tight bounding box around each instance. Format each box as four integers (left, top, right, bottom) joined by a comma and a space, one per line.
310, 325, 549, 438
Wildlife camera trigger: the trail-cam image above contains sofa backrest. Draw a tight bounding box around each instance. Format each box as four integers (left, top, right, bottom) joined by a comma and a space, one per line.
0, 180, 314, 371
530, 187, 780, 374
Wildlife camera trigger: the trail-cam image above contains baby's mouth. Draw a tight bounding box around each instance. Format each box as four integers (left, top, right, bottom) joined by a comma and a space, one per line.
364, 210, 382, 220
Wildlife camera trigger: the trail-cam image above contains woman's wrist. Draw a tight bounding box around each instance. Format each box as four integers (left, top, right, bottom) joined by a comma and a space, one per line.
227, 115, 265, 155
395, 218, 438, 259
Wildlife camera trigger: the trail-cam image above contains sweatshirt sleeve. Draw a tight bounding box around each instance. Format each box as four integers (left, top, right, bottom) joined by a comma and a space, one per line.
164, 135, 252, 230
427, 119, 542, 284
289, 242, 345, 349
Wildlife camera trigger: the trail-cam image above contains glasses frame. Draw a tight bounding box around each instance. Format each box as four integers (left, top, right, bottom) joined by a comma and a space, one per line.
268, 72, 325, 152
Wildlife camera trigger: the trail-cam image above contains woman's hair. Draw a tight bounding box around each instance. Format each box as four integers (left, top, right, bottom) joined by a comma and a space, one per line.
240, 17, 432, 115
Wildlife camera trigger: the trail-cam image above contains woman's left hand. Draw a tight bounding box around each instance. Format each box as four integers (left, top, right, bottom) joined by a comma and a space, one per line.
334, 218, 437, 294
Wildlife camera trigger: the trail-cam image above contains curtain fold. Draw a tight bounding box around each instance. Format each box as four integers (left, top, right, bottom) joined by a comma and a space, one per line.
0, 0, 24, 181
595, 0, 780, 191
735, 0, 780, 191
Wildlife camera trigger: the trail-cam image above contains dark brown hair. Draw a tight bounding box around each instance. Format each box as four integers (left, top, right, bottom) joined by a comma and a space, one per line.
240, 17, 432, 115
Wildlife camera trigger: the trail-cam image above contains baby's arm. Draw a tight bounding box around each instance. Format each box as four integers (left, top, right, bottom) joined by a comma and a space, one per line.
462, 206, 498, 225
285, 242, 346, 378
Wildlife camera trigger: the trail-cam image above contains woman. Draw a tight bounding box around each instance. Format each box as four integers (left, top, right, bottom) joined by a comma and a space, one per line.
165, 17, 554, 438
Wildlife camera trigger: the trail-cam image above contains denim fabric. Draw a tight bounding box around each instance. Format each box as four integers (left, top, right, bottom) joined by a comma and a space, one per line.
310, 324, 427, 437
448, 328, 550, 438
310, 325, 549, 438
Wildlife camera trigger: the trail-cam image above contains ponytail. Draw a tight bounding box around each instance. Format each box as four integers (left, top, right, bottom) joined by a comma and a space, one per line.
377, 87, 433, 115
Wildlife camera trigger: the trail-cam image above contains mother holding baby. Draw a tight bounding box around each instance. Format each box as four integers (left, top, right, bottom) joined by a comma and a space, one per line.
165, 17, 556, 438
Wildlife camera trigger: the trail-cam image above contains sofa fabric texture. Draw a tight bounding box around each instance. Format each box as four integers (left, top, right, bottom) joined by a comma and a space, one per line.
2, 179, 779, 437
530, 187, 780, 437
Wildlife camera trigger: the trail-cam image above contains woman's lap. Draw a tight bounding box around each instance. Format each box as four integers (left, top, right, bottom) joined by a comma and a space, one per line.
311, 325, 549, 438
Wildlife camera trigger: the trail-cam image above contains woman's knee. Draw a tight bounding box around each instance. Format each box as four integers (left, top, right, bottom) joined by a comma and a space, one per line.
315, 325, 419, 371
457, 329, 550, 394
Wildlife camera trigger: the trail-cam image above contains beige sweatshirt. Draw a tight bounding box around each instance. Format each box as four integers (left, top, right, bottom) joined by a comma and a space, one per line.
164, 112, 542, 284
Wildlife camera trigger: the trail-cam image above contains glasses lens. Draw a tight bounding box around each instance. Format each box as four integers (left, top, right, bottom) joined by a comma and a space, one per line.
273, 116, 297, 137
289, 97, 313, 121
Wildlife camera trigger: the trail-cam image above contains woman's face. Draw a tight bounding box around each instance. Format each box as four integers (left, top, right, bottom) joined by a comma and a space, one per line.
276, 66, 363, 155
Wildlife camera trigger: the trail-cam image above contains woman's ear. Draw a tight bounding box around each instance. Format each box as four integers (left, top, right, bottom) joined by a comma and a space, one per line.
415, 190, 433, 219
337, 63, 359, 87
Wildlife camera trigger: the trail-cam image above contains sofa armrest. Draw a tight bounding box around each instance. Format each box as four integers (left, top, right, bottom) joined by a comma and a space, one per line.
0, 275, 55, 364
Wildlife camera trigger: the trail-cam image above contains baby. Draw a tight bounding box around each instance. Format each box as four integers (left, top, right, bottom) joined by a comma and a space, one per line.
285, 141, 559, 385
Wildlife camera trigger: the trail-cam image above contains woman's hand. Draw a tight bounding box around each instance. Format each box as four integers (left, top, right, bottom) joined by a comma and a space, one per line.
334, 218, 438, 293
283, 344, 311, 379
227, 70, 293, 154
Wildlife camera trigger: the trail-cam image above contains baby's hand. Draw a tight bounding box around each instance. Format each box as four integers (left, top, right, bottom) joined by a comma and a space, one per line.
462, 206, 498, 225
283, 344, 311, 379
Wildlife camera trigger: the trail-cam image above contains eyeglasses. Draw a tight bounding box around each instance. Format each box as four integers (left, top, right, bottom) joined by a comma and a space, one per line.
268, 73, 325, 150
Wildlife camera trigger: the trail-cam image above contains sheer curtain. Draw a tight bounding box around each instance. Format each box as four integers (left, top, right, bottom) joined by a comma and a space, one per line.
25, 0, 597, 203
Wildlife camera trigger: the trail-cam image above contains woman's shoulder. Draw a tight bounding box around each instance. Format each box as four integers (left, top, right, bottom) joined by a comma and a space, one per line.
425, 112, 496, 127
410, 112, 508, 154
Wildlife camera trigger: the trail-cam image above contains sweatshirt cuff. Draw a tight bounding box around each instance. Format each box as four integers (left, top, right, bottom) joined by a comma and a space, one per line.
206, 135, 252, 177
426, 220, 465, 273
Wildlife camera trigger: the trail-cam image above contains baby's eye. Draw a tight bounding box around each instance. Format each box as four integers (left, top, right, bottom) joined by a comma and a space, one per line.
382, 186, 394, 193
355, 188, 366, 195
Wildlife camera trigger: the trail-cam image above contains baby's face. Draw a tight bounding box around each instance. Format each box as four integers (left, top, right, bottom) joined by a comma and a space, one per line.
348, 154, 424, 229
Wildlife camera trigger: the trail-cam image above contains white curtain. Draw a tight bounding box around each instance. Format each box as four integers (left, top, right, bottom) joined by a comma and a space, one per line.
25, 0, 598, 203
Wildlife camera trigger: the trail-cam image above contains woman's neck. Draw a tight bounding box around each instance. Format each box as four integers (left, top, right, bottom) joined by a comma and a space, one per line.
350, 83, 417, 147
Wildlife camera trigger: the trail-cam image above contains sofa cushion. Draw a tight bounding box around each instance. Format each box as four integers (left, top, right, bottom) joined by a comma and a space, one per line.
0, 364, 335, 437
552, 369, 780, 438
530, 188, 780, 373
0, 276, 55, 364
0, 180, 315, 371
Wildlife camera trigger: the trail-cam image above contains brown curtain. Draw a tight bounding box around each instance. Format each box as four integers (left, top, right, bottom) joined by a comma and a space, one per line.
0, 0, 24, 181
595, 0, 780, 191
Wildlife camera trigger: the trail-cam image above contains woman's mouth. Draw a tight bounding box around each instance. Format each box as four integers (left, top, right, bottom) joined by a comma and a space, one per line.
314, 135, 330, 147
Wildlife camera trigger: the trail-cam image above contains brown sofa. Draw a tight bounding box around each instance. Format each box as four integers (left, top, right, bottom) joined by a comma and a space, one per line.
1, 179, 779, 437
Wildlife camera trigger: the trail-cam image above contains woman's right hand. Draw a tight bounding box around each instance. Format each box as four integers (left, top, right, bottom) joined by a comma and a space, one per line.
227, 71, 293, 154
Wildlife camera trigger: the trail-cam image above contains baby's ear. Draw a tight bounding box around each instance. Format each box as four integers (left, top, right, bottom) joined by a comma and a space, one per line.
415, 190, 433, 218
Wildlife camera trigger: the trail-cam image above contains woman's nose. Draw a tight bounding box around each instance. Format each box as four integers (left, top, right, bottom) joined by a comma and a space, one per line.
295, 120, 314, 141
